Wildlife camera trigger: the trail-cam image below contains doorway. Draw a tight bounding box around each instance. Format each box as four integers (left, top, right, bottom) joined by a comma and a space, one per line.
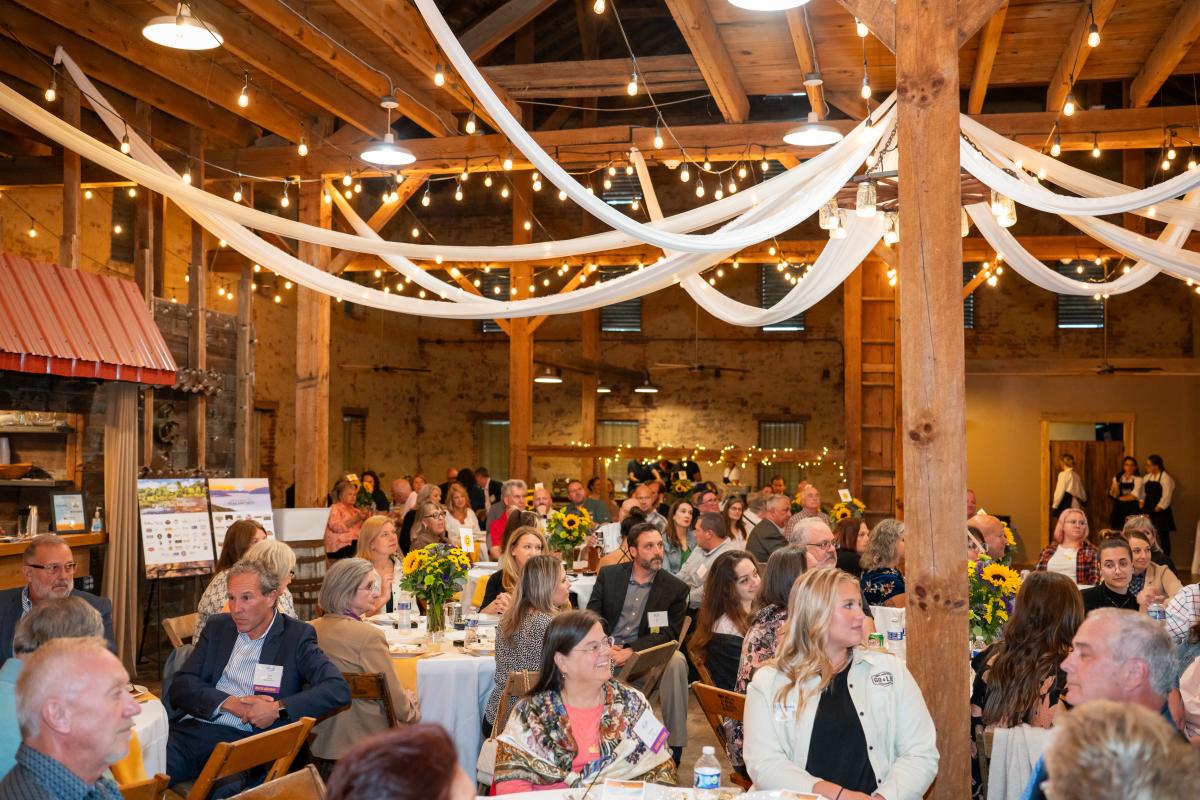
1040, 413, 1135, 544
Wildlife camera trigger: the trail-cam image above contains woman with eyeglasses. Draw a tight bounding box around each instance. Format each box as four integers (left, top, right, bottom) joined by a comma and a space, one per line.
1035, 508, 1099, 586
409, 501, 451, 551
859, 519, 906, 608
399, 484, 443, 553
690, 551, 761, 691
493, 610, 676, 792
744, 567, 938, 798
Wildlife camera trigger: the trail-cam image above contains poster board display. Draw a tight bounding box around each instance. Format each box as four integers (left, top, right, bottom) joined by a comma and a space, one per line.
207, 478, 275, 550
137, 478, 216, 579
51, 493, 85, 532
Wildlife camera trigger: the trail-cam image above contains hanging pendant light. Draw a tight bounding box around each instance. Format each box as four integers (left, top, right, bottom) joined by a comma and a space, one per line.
362, 98, 415, 166
855, 181, 877, 218
534, 367, 563, 385
634, 378, 659, 394
143, 3, 224, 50
818, 199, 839, 230
728, 0, 811, 9
783, 111, 843, 147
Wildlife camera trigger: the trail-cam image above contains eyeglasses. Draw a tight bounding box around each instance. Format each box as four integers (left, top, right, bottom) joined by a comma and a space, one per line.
27, 562, 77, 575
423, 512, 445, 520
574, 636, 615, 656
807, 539, 836, 551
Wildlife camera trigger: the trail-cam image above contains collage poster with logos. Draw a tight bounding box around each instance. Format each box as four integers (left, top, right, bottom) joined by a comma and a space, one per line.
208, 478, 275, 550
137, 478, 216, 579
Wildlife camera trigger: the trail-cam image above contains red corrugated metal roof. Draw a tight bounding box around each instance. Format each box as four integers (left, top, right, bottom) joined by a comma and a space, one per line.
0, 253, 177, 386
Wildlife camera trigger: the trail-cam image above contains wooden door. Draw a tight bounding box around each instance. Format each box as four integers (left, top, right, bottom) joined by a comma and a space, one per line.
1048, 440, 1126, 537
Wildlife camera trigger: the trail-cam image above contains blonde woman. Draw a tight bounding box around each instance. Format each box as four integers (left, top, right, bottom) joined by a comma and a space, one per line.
480, 526, 547, 615
743, 568, 938, 799
445, 482, 482, 552
356, 515, 403, 615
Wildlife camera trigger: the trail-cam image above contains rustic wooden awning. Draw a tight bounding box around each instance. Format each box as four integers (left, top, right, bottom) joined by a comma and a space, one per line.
0, 253, 176, 385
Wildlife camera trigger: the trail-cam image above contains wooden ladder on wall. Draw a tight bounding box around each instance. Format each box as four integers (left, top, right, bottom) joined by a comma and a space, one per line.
844, 248, 903, 526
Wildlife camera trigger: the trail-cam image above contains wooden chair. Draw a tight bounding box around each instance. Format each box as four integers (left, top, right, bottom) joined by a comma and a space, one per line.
491, 669, 538, 739
690, 682, 752, 790
617, 616, 690, 701
974, 722, 994, 799
343, 671, 398, 727
174, 717, 315, 800
288, 578, 325, 620
162, 614, 199, 649
228, 765, 326, 800
120, 773, 170, 800
686, 634, 717, 688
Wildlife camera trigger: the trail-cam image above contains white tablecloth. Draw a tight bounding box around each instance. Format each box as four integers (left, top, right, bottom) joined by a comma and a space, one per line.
571, 574, 596, 609
464, 566, 596, 612
464, 565, 499, 611
133, 697, 169, 778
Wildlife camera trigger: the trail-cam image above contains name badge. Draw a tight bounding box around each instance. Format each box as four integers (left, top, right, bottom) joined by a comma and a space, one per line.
632, 708, 669, 753
252, 663, 284, 695
773, 701, 797, 722
697, 563, 710, 580
647, 610, 669, 633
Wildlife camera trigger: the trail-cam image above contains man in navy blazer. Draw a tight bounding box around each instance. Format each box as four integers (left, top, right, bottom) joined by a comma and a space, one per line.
167, 560, 348, 791
0, 534, 114, 662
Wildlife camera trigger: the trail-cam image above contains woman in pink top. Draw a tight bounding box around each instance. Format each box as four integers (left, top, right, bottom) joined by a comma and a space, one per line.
493, 610, 676, 793
325, 478, 370, 559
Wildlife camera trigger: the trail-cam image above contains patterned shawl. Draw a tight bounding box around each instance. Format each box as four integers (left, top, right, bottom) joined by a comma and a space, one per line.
495, 679, 677, 788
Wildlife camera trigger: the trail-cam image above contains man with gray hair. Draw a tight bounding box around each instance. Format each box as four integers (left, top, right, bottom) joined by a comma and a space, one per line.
745, 495, 792, 564
787, 517, 838, 570
0, 598, 105, 781
167, 559, 348, 792
0, 534, 113, 661
487, 478, 528, 558
1020, 608, 1178, 800
0, 637, 139, 799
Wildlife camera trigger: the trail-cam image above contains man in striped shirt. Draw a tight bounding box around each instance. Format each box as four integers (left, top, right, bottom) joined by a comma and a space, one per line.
167, 561, 348, 792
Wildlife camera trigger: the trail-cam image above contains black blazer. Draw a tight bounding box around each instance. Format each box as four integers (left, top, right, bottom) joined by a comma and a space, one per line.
746, 519, 786, 565
586, 562, 688, 652
0, 587, 114, 661
169, 613, 349, 725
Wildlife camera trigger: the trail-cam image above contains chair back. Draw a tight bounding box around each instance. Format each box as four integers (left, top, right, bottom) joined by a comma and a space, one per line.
119, 773, 169, 800
162, 614, 198, 649
689, 682, 751, 790
344, 671, 398, 727
492, 669, 538, 738
228, 764, 326, 800
686, 633, 716, 688
289, 578, 325, 621
185, 717, 315, 800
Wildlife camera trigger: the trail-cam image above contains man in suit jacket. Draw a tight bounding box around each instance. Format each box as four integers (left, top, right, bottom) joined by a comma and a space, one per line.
587, 522, 690, 761
167, 560, 349, 791
0, 534, 114, 662
745, 494, 793, 565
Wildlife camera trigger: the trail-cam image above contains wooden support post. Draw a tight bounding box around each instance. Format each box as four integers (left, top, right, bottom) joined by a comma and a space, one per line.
896, 1, 968, 797
580, 309, 599, 482
186, 128, 207, 470
843, 266, 863, 498
234, 257, 254, 477
508, 178, 534, 482
295, 181, 332, 507
59, 79, 80, 269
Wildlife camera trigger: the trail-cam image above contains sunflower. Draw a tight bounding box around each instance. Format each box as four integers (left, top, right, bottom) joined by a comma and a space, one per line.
402, 551, 422, 575
981, 563, 1010, 588
1004, 525, 1016, 547
563, 514, 580, 530
832, 506, 851, 522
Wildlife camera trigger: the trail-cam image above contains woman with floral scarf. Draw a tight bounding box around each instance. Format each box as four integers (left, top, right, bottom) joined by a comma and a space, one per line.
493, 610, 676, 793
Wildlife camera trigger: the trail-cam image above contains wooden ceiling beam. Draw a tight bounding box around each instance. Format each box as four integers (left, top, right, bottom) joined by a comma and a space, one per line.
461, 0, 558, 61
784, 7, 826, 120
1046, 0, 1117, 114
326, 0, 520, 131
835, 0, 1010, 53
225, 0, 455, 137
967, 2, 1008, 115
142, 0, 383, 138
1129, 0, 1200, 108
484, 55, 707, 98
663, 0, 750, 122
324, 176, 426, 273
0, 2, 265, 145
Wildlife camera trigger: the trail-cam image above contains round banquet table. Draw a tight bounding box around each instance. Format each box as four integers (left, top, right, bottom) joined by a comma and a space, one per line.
111, 693, 169, 784
382, 623, 496, 783
463, 564, 596, 612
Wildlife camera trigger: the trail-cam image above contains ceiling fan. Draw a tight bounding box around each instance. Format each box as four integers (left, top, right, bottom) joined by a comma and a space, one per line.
651, 306, 750, 376
1092, 301, 1161, 375
338, 363, 431, 374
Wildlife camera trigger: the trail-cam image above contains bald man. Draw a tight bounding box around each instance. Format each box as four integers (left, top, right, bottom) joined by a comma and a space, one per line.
0, 637, 139, 800
972, 514, 1009, 563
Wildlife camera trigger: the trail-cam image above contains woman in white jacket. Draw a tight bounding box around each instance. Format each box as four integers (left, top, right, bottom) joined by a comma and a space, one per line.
743, 567, 938, 800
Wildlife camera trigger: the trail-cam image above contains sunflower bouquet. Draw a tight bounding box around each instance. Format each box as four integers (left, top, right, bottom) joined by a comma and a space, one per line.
831, 497, 867, 523
968, 556, 1021, 646
670, 477, 694, 499
545, 507, 594, 563
400, 543, 471, 635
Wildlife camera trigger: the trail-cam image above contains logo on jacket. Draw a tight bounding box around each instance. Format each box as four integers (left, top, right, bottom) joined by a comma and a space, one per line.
871, 672, 894, 687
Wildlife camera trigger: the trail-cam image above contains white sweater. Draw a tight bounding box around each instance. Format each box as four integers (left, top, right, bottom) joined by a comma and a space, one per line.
744, 649, 939, 800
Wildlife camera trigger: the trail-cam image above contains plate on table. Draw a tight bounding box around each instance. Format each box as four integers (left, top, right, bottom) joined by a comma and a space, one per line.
738, 791, 818, 800
389, 641, 429, 657
464, 641, 495, 656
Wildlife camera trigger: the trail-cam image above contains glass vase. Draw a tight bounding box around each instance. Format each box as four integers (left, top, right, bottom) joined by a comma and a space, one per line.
426, 599, 446, 643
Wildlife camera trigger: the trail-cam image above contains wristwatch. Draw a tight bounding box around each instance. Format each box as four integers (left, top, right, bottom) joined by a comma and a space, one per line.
276, 701, 291, 721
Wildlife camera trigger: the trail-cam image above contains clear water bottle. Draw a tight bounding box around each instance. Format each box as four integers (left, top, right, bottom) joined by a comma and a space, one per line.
1148, 602, 1167, 623
885, 609, 906, 659
693, 745, 722, 800
396, 591, 413, 629
466, 613, 481, 645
